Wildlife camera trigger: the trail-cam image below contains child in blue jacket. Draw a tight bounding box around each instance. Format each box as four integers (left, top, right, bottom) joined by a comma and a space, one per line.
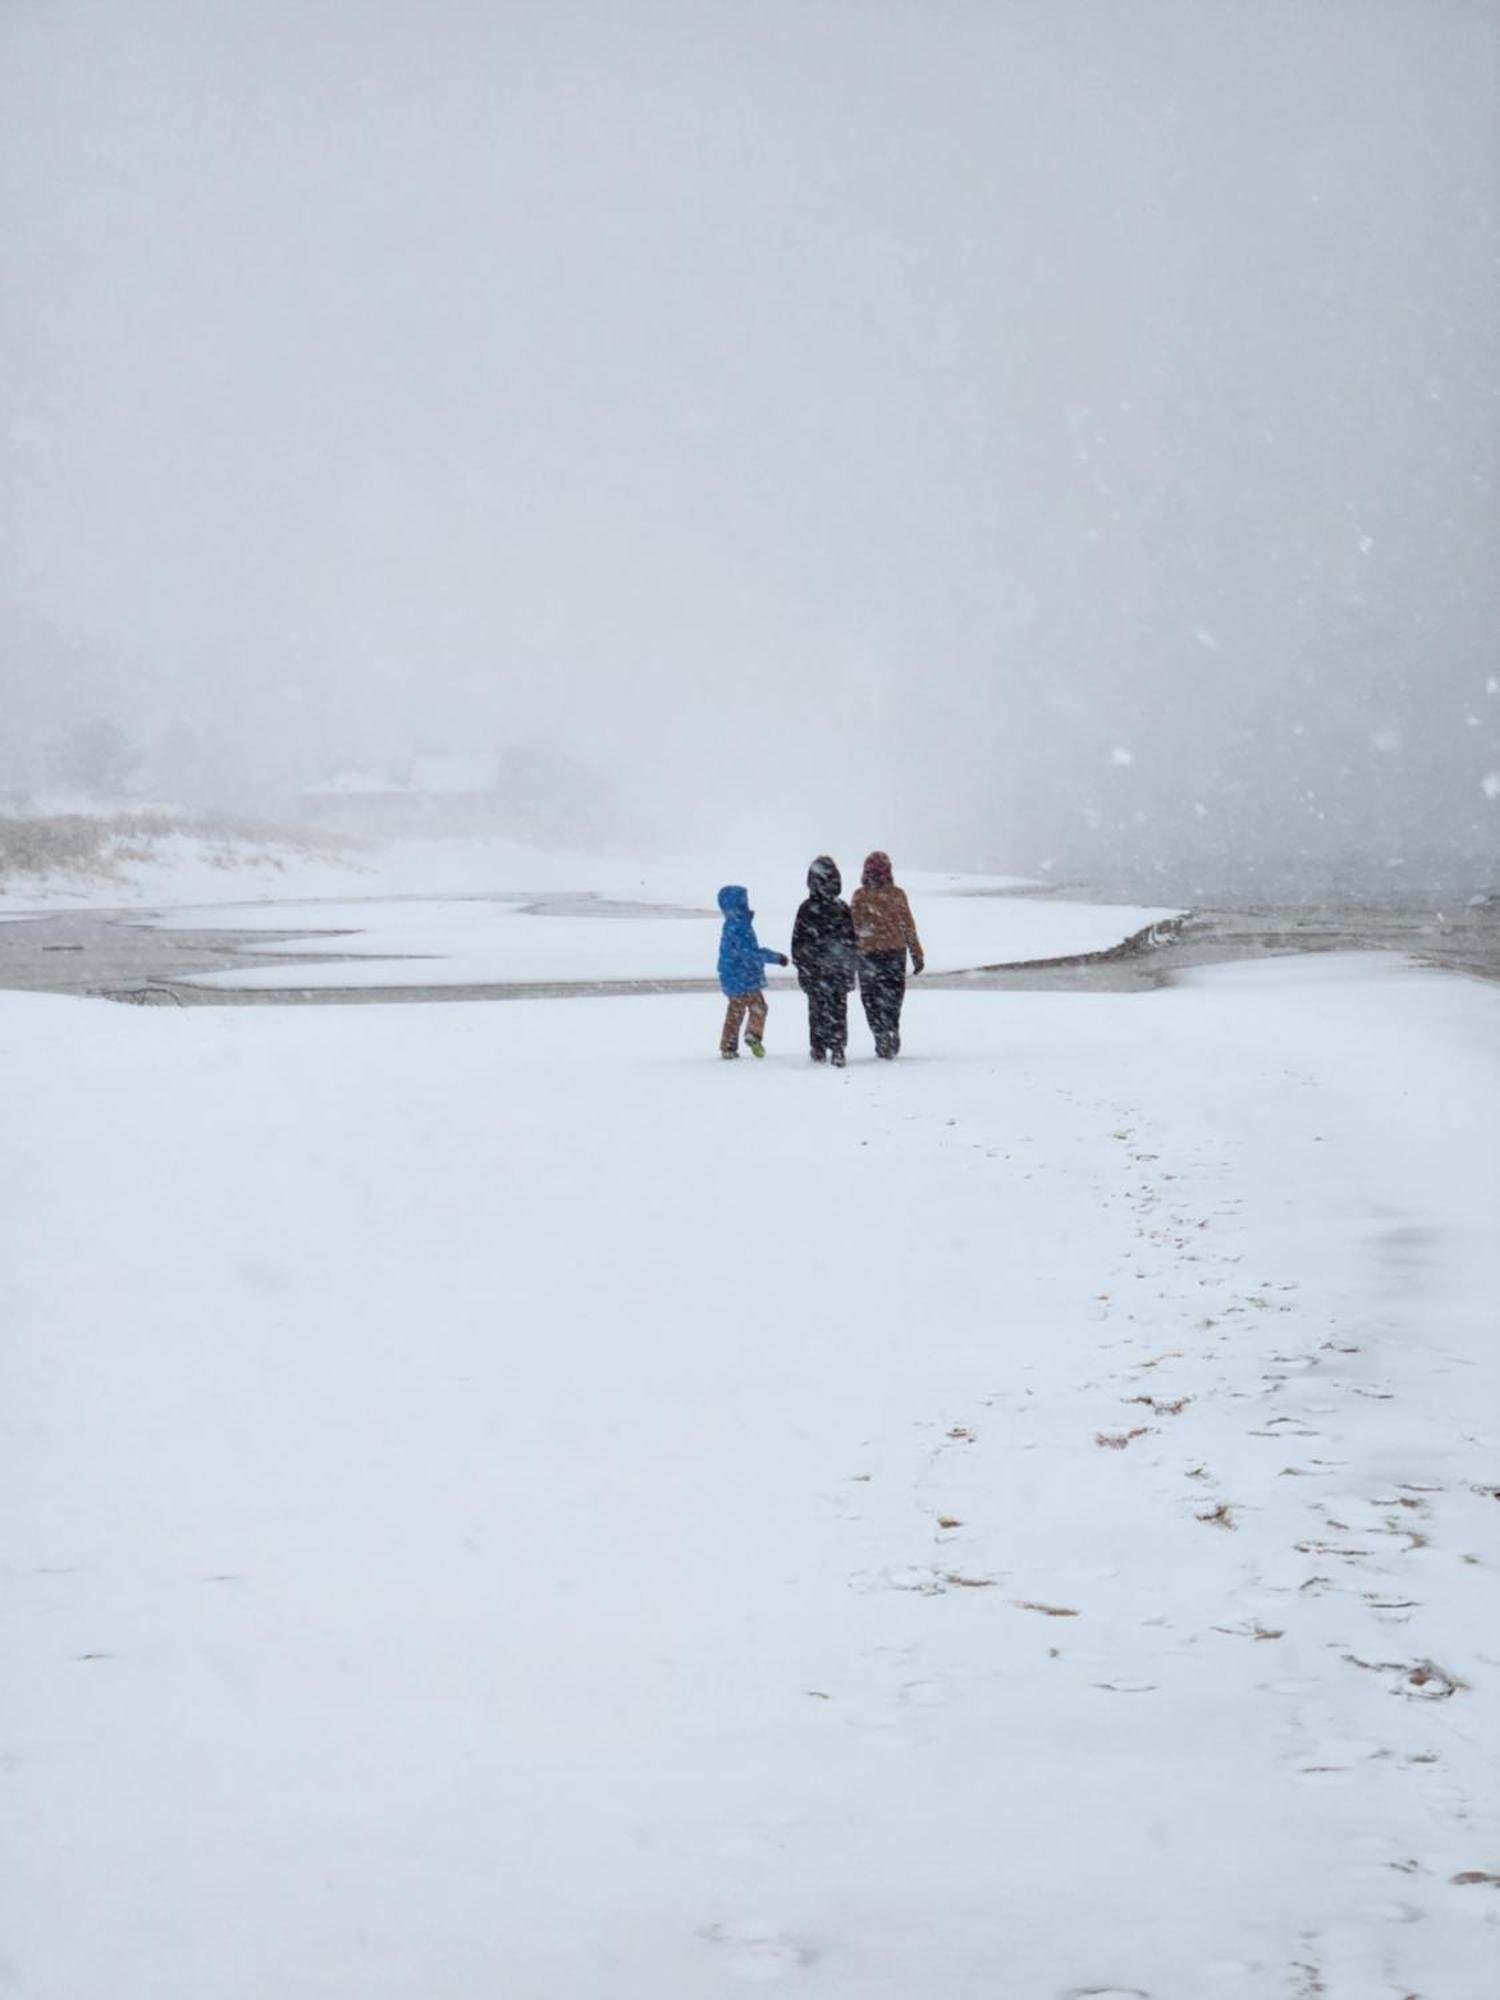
716, 885, 788, 1058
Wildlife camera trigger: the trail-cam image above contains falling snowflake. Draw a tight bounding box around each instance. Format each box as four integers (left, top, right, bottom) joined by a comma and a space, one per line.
1483, 772, 1500, 802
1110, 747, 1135, 767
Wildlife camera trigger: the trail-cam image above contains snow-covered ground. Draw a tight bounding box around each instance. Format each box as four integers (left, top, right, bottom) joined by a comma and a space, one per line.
0, 825, 648, 914
0, 822, 357, 913
0, 826, 1038, 919
3, 954, 1497, 1997
158, 881, 1176, 988
8, 827, 1159, 981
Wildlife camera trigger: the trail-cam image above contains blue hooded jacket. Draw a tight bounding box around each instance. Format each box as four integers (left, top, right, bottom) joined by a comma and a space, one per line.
717, 886, 782, 996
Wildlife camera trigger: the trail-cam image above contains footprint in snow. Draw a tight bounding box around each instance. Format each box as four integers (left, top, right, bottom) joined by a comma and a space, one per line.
897, 1679, 948, 1709
1095, 1427, 1153, 1450
700, 1921, 818, 1982
854, 1565, 997, 1596
1065, 1987, 1152, 1998
1293, 1739, 1386, 1784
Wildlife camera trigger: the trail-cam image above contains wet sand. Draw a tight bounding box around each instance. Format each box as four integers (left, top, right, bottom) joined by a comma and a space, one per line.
1, 893, 1495, 1006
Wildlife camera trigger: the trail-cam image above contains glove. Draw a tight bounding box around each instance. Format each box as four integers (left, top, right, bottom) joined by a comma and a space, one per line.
911, 956, 925, 976
776, 954, 790, 967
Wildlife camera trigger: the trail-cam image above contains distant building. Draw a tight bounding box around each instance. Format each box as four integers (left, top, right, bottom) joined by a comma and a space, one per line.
408, 753, 504, 798
296, 767, 418, 836
298, 748, 609, 844
298, 755, 511, 835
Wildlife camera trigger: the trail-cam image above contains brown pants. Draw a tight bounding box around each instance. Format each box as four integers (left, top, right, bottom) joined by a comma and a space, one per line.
720, 989, 768, 1053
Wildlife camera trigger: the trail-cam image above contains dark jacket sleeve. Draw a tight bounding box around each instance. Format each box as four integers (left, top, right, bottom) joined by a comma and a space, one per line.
837, 902, 857, 987
791, 899, 814, 976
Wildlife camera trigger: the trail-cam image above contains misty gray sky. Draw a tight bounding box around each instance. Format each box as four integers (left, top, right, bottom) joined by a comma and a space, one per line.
3, 0, 1497, 889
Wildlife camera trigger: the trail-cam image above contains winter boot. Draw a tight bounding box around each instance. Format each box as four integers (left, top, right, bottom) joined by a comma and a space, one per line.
830, 1049, 846, 1067
747, 1037, 766, 1059
720, 1047, 740, 1060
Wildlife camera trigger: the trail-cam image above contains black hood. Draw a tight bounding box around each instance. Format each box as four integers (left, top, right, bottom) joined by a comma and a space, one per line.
807, 855, 842, 899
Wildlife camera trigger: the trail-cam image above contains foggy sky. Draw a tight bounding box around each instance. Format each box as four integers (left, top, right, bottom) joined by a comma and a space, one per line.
3, 0, 1497, 893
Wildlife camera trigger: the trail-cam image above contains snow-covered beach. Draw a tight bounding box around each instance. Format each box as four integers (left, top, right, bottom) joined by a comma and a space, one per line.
4, 929, 1496, 1998
0, 834, 1181, 998
5, 1, 1496, 1989
158, 883, 1179, 991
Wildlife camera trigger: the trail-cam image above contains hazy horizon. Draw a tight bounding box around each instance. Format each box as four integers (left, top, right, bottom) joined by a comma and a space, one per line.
4, 0, 1497, 897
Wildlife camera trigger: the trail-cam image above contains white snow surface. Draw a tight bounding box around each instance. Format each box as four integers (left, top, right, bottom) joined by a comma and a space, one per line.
0, 828, 1039, 916
0, 827, 364, 913
4, 956, 1498, 1998
161, 878, 1175, 988
0, 831, 650, 913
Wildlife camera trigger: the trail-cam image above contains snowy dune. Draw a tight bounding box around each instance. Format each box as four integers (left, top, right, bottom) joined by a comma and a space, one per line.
0, 829, 1037, 916
3, 960, 1498, 1998
164, 880, 1178, 989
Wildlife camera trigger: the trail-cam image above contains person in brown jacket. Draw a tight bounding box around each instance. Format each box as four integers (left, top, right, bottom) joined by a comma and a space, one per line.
849, 851, 924, 1058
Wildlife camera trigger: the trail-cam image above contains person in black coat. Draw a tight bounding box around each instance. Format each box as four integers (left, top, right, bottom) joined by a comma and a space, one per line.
791, 855, 857, 1065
